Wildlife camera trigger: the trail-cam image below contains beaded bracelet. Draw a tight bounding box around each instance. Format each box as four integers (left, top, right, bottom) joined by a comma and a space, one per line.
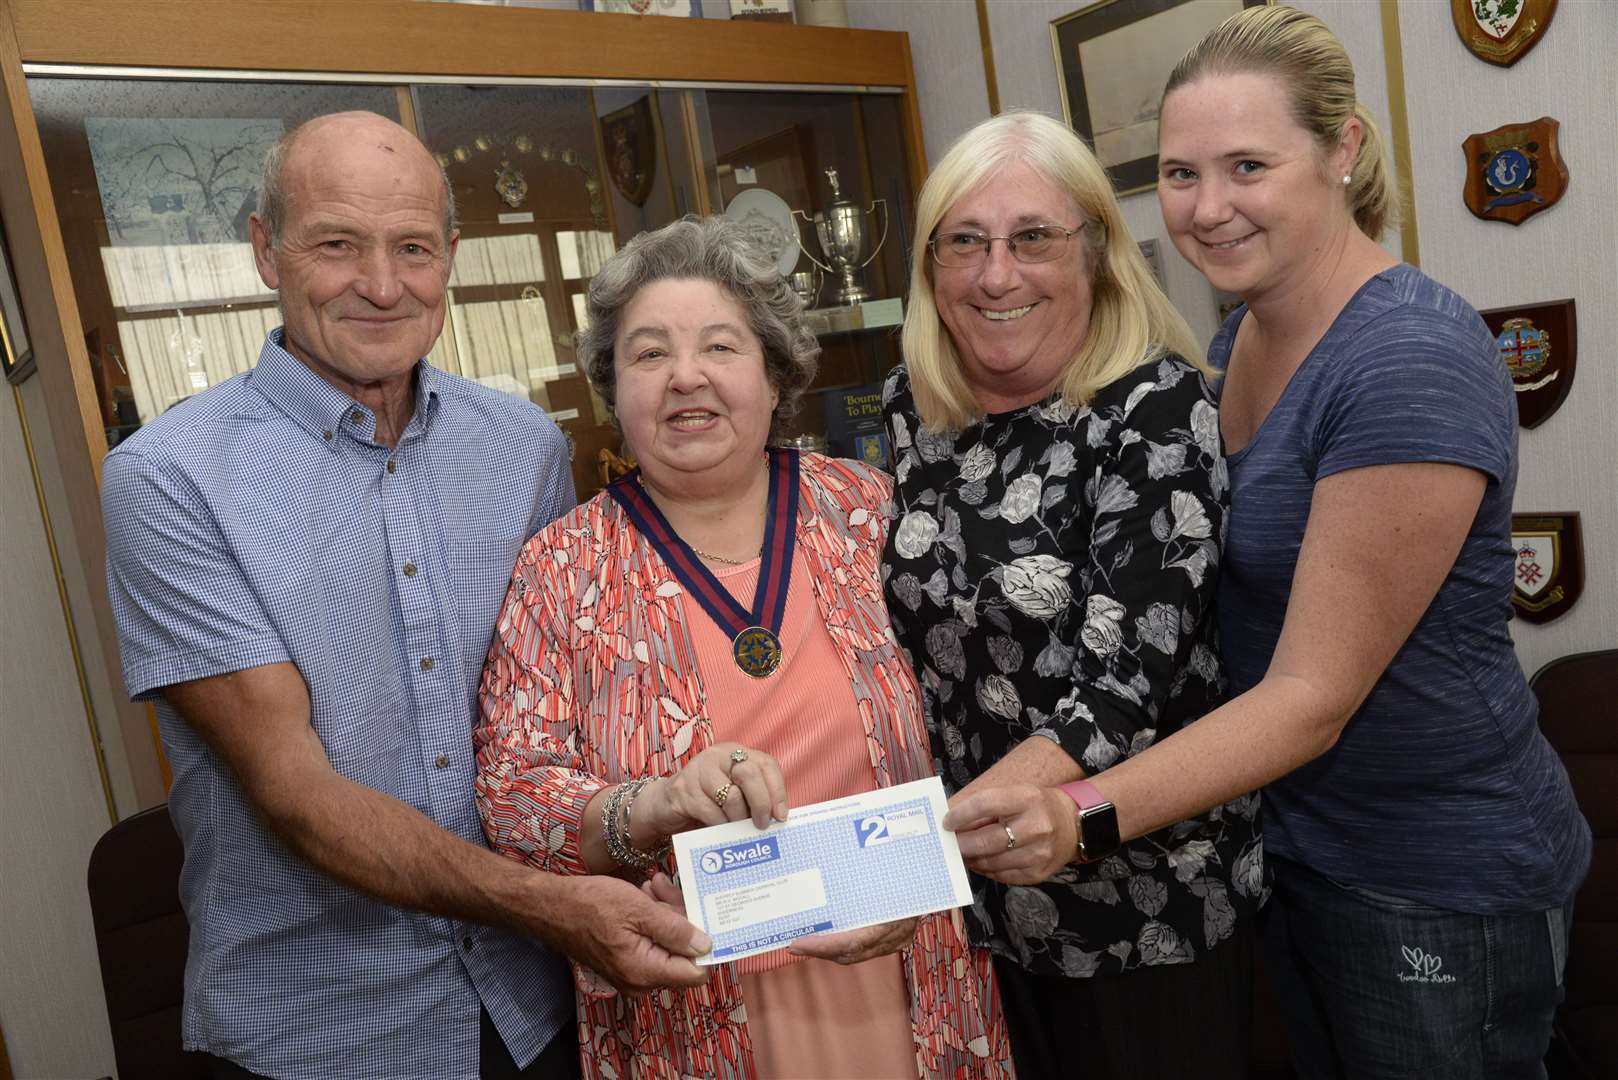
601, 777, 671, 872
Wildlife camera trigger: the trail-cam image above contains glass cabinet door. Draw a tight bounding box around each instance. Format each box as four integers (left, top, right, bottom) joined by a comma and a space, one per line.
27, 78, 405, 447
27, 73, 917, 499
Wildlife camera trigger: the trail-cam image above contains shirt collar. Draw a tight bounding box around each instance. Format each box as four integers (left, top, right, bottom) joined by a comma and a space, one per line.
248, 328, 441, 448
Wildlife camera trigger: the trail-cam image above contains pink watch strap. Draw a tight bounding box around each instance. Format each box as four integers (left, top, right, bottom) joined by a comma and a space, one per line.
1060, 778, 1109, 809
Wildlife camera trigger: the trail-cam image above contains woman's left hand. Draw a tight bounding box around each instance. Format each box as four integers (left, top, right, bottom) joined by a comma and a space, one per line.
789, 917, 919, 965
944, 784, 1078, 885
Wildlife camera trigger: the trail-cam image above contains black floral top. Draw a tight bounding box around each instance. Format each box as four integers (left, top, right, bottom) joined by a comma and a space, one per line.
881, 356, 1265, 979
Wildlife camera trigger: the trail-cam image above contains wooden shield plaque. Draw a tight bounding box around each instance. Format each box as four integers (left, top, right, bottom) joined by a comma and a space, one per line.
1451, 0, 1557, 68
1479, 298, 1576, 428
1462, 117, 1567, 226
1511, 512, 1583, 624
601, 96, 657, 207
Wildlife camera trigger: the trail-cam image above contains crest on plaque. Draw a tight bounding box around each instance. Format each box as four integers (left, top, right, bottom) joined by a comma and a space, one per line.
1462, 117, 1567, 226
1479, 298, 1576, 428
493, 160, 528, 209
1451, 0, 1557, 68
1511, 512, 1583, 624
600, 96, 657, 207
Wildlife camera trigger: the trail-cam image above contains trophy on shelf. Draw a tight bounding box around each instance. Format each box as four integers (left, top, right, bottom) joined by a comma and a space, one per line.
788, 269, 821, 310
793, 168, 887, 306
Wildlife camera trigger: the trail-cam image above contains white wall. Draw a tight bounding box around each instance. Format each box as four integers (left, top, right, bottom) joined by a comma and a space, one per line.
843, 0, 991, 166
0, 376, 118, 1078
1396, 0, 1618, 677
847, 0, 1616, 674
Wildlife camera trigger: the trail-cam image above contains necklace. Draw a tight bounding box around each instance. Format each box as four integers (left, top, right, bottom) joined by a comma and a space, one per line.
689, 545, 760, 566
611, 449, 798, 679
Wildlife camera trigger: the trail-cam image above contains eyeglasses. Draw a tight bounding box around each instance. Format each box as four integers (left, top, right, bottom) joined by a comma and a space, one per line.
928, 224, 1085, 267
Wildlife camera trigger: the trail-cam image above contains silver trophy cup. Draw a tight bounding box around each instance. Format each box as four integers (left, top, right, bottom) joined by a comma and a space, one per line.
793, 168, 887, 306
788, 269, 821, 310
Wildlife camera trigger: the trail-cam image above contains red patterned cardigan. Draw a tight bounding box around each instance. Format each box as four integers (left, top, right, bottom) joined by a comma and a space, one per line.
474, 452, 1012, 1079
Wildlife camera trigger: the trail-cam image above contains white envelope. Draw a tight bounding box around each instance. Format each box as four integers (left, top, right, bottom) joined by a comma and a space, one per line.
672, 776, 973, 966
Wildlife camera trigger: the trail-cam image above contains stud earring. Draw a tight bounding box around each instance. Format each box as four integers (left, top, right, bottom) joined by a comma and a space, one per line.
1343, 175, 1352, 185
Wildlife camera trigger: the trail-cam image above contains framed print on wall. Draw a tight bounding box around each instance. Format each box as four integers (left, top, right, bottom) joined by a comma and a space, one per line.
1052, 0, 1268, 195
0, 215, 34, 384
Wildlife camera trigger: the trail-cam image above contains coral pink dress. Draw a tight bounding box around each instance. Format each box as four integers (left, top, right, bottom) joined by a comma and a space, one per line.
689, 556, 916, 1077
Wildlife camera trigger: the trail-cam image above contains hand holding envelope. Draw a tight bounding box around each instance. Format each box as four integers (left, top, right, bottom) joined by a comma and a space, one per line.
671, 777, 973, 966
633, 742, 790, 840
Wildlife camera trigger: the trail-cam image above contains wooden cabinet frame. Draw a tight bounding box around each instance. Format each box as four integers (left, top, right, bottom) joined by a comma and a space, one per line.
0, 0, 926, 809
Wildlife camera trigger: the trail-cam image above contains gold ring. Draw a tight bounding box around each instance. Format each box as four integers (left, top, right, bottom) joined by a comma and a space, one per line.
1004, 824, 1017, 851
713, 783, 733, 807
729, 749, 749, 766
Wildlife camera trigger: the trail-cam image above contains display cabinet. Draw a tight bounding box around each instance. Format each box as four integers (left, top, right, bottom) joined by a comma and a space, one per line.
21, 29, 920, 499
0, 0, 925, 801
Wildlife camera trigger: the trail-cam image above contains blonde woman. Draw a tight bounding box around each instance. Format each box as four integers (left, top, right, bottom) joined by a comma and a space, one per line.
936, 7, 1589, 1079
883, 110, 1262, 1078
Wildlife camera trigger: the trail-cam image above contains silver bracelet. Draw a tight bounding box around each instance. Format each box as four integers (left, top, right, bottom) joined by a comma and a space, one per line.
602, 777, 670, 872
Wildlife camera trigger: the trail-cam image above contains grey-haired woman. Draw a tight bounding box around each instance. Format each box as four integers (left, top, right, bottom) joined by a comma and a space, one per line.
473, 216, 1011, 1078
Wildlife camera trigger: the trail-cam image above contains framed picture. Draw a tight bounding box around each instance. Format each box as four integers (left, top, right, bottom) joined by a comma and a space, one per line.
0, 215, 34, 384
715, 125, 816, 213
580, 0, 699, 14
1052, 0, 1267, 195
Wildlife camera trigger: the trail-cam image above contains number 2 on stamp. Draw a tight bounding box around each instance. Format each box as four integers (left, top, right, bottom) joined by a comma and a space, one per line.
855, 815, 890, 848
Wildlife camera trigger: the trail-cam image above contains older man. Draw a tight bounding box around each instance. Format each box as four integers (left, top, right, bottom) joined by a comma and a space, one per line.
101, 111, 709, 1080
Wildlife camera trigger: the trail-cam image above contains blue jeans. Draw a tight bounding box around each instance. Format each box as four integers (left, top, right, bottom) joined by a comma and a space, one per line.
1263, 855, 1572, 1079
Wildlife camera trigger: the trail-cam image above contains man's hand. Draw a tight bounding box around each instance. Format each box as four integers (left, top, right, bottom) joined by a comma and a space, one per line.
536, 874, 712, 996
944, 784, 1078, 886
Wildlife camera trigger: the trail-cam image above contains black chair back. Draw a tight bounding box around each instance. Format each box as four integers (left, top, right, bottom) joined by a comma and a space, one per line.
86, 804, 204, 1079
1532, 649, 1618, 1078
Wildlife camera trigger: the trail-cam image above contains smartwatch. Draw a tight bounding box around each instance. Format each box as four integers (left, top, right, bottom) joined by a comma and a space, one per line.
1060, 779, 1121, 864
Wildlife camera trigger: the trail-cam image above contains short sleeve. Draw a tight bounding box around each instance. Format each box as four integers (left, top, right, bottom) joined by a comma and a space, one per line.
1315, 306, 1511, 484
101, 448, 289, 700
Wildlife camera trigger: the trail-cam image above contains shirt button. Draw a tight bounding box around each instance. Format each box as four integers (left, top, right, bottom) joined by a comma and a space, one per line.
461, 935, 475, 953
402, 562, 417, 577
350, 409, 363, 424
322, 430, 333, 441
435, 753, 450, 769
386, 459, 397, 474
420, 657, 434, 671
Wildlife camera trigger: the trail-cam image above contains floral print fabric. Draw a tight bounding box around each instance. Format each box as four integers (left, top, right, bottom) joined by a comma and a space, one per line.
882, 357, 1265, 979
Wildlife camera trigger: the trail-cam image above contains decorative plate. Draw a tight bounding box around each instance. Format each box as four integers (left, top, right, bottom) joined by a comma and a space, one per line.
724, 187, 802, 278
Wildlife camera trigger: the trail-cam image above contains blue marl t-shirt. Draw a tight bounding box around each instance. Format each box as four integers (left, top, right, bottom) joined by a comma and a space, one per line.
1212, 263, 1589, 914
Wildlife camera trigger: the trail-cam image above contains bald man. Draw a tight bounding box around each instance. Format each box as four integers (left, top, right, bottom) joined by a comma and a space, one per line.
103, 112, 709, 1080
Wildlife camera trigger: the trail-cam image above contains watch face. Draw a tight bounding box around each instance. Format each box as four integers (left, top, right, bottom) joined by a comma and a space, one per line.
1078, 803, 1121, 861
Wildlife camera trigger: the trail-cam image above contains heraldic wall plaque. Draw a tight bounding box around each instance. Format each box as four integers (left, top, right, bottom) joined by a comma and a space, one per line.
1451, 0, 1557, 68
1511, 511, 1583, 624
1462, 117, 1567, 226
1479, 298, 1576, 428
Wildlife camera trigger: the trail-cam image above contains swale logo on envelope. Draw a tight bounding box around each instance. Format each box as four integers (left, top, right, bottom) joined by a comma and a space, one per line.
699, 837, 781, 875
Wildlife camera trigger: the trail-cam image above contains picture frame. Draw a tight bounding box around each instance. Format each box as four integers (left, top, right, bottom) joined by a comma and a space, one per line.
0, 215, 35, 384
1052, 0, 1268, 195
579, 0, 699, 15
715, 125, 816, 213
